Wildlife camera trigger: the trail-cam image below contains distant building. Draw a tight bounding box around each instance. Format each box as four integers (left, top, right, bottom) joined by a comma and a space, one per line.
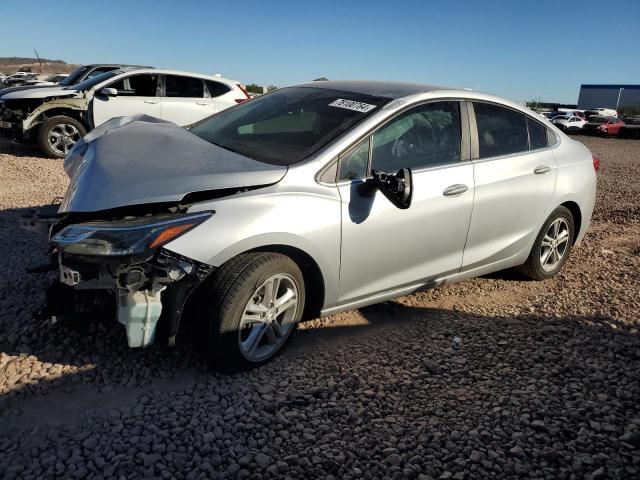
578, 85, 640, 111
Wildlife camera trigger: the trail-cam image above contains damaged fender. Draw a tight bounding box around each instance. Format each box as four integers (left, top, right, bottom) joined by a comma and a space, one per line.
22, 96, 87, 131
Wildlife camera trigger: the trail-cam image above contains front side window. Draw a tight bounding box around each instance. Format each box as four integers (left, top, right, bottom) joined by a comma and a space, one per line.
190, 87, 390, 166
165, 75, 204, 98
338, 137, 370, 180
474, 102, 528, 158
107, 74, 158, 96
527, 117, 548, 150
370, 101, 462, 172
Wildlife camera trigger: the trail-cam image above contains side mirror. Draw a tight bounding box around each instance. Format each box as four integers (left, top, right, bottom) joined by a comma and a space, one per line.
99, 87, 118, 97
357, 167, 413, 209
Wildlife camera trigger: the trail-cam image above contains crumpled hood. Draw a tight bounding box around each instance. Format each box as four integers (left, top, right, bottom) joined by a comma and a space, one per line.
59, 114, 287, 213
1, 86, 77, 100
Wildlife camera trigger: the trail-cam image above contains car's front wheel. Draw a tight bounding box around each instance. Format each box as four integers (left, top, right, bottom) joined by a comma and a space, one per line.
37, 115, 86, 158
518, 206, 575, 280
200, 252, 305, 372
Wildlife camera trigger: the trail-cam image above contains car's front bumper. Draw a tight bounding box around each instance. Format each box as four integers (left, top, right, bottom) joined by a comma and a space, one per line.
47, 248, 213, 348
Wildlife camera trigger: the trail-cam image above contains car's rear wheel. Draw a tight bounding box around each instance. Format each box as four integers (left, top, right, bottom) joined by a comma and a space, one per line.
199, 252, 305, 372
37, 115, 86, 158
518, 206, 575, 280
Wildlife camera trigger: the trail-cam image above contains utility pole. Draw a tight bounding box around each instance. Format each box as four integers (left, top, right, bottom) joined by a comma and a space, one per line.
34, 49, 43, 72
615, 88, 625, 112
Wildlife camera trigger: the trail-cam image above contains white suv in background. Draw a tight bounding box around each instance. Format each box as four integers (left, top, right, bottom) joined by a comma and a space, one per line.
0, 68, 250, 157
90, 69, 250, 127
553, 115, 586, 133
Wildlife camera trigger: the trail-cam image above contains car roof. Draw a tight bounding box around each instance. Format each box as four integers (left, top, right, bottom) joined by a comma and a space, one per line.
295, 80, 449, 99
84, 64, 153, 68
108, 68, 238, 84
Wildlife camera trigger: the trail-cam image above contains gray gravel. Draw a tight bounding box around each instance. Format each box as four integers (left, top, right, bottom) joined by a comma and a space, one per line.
0, 136, 639, 479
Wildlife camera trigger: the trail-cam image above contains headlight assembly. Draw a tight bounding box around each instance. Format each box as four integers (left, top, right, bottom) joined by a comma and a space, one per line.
52, 211, 212, 257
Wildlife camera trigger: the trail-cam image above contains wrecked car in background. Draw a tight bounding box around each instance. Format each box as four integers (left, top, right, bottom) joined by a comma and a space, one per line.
0, 64, 149, 95
0, 67, 250, 158
26, 81, 597, 372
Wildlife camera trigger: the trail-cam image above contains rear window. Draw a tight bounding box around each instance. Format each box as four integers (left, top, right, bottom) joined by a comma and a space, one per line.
190, 87, 390, 166
205, 80, 231, 98
590, 117, 607, 124
527, 117, 548, 150
474, 102, 529, 158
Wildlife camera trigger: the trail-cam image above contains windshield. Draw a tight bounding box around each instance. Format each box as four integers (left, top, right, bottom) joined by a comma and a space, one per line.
59, 66, 90, 86
190, 87, 390, 165
69, 70, 123, 92
590, 117, 608, 124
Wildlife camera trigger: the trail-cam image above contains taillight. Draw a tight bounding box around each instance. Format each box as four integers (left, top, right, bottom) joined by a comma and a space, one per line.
235, 83, 252, 103
592, 154, 600, 172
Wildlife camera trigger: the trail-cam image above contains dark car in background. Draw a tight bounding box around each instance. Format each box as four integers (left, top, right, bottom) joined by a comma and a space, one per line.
0, 64, 150, 95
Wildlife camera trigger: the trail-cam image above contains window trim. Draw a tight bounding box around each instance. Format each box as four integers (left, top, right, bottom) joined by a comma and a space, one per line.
317, 98, 471, 185
468, 100, 560, 164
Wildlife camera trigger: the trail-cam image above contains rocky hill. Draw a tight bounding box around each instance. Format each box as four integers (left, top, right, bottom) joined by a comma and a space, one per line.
0, 57, 78, 75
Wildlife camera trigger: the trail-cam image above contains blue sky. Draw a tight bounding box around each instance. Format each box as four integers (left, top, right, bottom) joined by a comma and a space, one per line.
1, 0, 639, 103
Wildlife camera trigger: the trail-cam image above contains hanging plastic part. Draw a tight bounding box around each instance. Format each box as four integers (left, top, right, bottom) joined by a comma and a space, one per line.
117, 286, 166, 348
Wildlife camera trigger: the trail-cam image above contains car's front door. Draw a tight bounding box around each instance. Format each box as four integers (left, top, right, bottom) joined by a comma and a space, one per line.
160, 75, 213, 126
337, 101, 475, 303
461, 102, 558, 271
91, 73, 161, 127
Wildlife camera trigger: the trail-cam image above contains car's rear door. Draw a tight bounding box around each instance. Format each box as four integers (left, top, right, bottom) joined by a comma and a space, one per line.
461, 102, 557, 271
91, 73, 161, 126
336, 100, 474, 303
160, 74, 212, 126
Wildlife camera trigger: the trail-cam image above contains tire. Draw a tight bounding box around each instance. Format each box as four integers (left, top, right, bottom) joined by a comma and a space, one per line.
199, 252, 305, 372
37, 115, 87, 158
517, 206, 575, 280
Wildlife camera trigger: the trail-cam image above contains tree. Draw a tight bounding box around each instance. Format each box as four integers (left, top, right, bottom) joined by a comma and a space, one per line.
267, 85, 278, 92
245, 83, 263, 94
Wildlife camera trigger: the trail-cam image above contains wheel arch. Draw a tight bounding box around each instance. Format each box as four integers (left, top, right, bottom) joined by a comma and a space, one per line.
245, 244, 325, 321
23, 98, 89, 131
560, 200, 582, 245
39, 108, 90, 129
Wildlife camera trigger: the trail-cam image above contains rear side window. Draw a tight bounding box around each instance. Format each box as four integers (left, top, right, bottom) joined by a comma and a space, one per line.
205, 80, 231, 98
527, 117, 548, 150
474, 103, 528, 158
165, 75, 204, 98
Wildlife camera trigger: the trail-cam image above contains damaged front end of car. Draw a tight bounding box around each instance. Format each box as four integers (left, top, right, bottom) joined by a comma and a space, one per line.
24, 114, 288, 349
36, 208, 214, 348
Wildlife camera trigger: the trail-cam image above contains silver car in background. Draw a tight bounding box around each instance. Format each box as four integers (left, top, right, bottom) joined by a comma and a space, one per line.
37, 81, 598, 371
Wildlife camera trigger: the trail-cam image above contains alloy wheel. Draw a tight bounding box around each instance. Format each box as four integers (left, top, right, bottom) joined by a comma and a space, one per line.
540, 218, 570, 272
238, 274, 299, 362
48, 123, 81, 156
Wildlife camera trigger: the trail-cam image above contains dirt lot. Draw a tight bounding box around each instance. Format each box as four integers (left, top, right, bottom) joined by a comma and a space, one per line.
0, 136, 639, 479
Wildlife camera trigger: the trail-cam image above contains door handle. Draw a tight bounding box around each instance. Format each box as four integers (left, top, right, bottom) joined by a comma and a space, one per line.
534, 165, 551, 175
144, 100, 159, 104
196, 101, 208, 105
443, 184, 468, 197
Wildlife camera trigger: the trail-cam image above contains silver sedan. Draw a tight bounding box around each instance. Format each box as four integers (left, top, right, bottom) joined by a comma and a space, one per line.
43, 81, 597, 371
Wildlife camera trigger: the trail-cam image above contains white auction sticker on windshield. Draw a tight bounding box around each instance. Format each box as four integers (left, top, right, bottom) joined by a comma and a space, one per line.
329, 99, 377, 113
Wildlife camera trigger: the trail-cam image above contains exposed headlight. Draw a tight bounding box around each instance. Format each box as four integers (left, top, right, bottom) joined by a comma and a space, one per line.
52, 211, 212, 256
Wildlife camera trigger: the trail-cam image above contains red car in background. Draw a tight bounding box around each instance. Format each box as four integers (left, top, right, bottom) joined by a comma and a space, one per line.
582, 116, 625, 136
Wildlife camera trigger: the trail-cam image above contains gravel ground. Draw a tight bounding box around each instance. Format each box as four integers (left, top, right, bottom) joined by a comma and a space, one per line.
0, 136, 639, 479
